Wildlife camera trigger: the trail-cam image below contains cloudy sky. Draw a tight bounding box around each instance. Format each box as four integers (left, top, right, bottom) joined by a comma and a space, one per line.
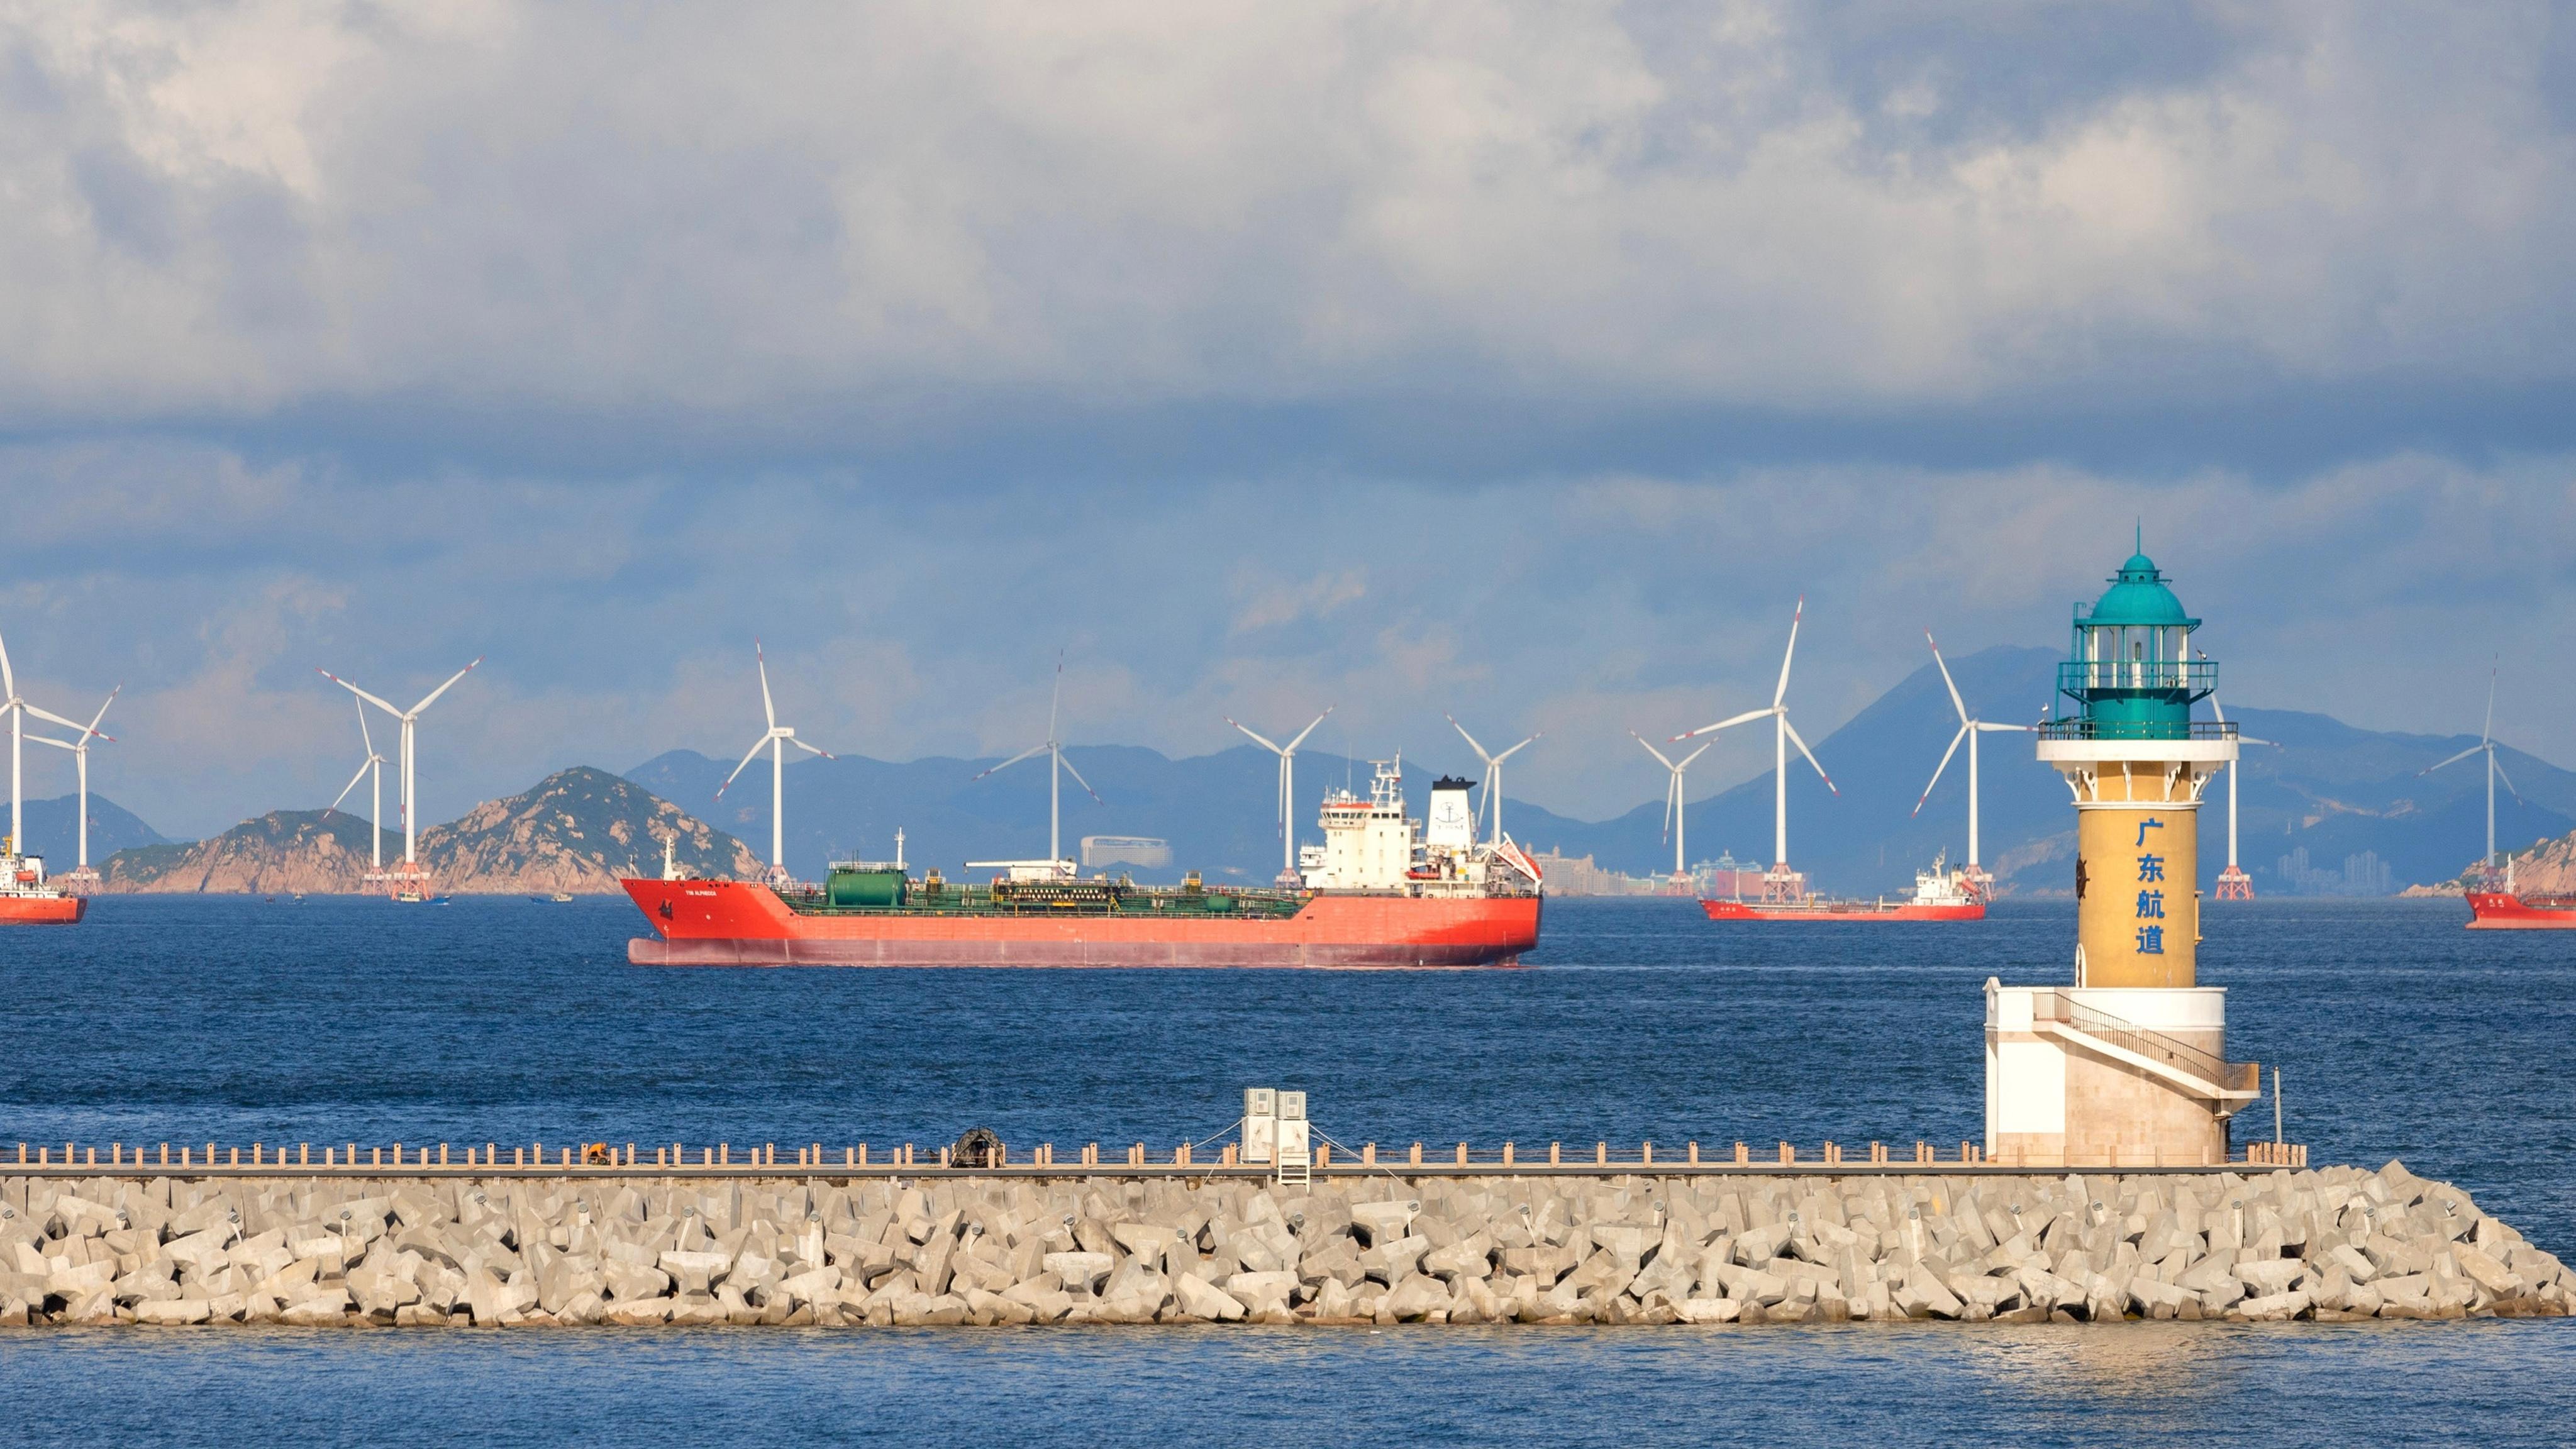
5, 1, 2575, 840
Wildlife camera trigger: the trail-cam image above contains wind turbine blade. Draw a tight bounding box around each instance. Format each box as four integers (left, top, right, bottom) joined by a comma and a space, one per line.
1678, 740, 1714, 769
0, 628, 11, 697
2421, 745, 2483, 776
1977, 721, 2038, 733
1491, 732, 1541, 765
329, 757, 373, 815
1282, 707, 1335, 753
1913, 725, 1968, 817
1629, 730, 1677, 771
972, 741, 1052, 780
1677, 708, 1774, 741
2240, 734, 2279, 747
1773, 597, 1803, 709
2483, 663, 2497, 746
22, 703, 84, 732
85, 686, 119, 738
1782, 716, 1837, 794
715, 736, 769, 797
407, 657, 484, 715
1662, 774, 1677, 843
1446, 713, 1492, 764
1049, 653, 1063, 741
786, 737, 832, 758
356, 697, 375, 755
1226, 718, 1285, 755
23, 733, 74, 752
318, 670, 403, 717
2493, 751, 2523, 802
757, 641, 776, 729
1059, 752, 1104, 804
1926, 631, 1968, 724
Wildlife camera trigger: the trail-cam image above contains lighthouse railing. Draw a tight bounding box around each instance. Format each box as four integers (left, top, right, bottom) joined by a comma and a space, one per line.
2029, 989, 2259, 1097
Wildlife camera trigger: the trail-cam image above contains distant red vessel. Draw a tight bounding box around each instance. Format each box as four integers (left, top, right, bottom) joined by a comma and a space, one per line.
2465, 891, 2576, 930
0, 848, 85, 924
1701, 855, 1985, 923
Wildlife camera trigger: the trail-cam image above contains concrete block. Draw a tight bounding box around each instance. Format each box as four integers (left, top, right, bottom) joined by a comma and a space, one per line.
2231, 1260, 2301, 1296
2234, 1290, 2310, 1321
1174, 1275, 1248, 1322
133, 1297, 212, 1325
1359, 1235, 1431, 1284
1041, 1251, 1113, 1293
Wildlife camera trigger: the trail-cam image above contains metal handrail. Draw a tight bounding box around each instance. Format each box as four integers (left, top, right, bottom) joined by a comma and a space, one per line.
2038, 718, 2238, 742
2030, 990, 2258, 1094
2055, 658, 2218, 694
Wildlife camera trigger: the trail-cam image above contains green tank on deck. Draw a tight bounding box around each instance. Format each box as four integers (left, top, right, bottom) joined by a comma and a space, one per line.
826, 867, 908, 908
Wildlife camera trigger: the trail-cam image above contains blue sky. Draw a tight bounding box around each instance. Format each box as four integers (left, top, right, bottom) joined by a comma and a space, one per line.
4, 1, 2575, 839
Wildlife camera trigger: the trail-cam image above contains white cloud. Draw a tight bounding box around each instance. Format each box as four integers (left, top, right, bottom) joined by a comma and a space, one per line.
3, 3, 2572, 424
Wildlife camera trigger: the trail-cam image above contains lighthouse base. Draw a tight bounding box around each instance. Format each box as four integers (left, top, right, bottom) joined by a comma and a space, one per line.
1984, 980, 2259, 1169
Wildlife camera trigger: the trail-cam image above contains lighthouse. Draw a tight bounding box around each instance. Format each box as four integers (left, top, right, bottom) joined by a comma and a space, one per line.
1985, 545, 2262, 1166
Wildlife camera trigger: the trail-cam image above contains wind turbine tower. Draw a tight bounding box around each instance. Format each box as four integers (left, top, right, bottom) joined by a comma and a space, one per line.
1630, 730, 1712, 889
1446, 714, 1541, 847
970, 654, 1101, 877
2202, 653, 2275, 900
2422, 663, 2520, 887
1677, 598, 1836, 901
1911, 633, 2036, 899
324, 695, 391, 876
716, 641, 836, 886
1230, 706, 1333, 886
320, 657, 482, 897
25, 687, 119, 886
0, 626, 87, 870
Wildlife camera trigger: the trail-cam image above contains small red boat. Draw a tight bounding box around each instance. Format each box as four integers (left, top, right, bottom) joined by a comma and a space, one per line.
2465, 891, 2576, 930
1701, 853, 1985, 923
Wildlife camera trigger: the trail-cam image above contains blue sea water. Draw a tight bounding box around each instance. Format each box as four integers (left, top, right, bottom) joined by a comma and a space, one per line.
3, 894, 2572, 1445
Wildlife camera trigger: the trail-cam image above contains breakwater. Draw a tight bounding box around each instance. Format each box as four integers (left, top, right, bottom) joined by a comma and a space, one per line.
6, 1158, 2565, 1328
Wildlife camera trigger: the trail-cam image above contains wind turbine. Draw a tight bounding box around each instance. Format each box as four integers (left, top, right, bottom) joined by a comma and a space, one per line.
2422, 662, 2519, 886
1446, 714, 1540, 846
1909, 633, 2036, 897
1630, 730, 1713, 884
318, 657, 482, 873
1228, 706, 1333, 884
2201, 650, 2275, 900
323, 695, 390, 874
24, 687, 119, 879
972, 654, 1101, 869
1677, 597, 1836, 897
715, 641, 835, 884
0, 626, 87, 863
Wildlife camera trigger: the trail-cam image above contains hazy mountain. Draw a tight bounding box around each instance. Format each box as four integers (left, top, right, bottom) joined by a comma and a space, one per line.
99, 767, 757, 894
10, 793, 169, 865
628, 644, 2576, 896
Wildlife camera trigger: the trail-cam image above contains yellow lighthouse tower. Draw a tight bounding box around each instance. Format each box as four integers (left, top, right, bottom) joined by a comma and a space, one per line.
1985, 545, 2262, 1166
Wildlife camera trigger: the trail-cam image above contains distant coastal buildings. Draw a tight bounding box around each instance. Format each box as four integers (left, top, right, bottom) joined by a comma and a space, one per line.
2273, 845, 2396, 897
1528, 847, 1768, 897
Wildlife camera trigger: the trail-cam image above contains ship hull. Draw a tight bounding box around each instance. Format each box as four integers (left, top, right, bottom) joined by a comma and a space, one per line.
0, 893, 86, 924
2465, 891, 2576, 930
621, 879, 1542, 968
1700, 898, 1984, 922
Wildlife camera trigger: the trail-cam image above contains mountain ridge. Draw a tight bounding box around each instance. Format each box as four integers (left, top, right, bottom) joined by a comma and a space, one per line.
96, 767, 759, 894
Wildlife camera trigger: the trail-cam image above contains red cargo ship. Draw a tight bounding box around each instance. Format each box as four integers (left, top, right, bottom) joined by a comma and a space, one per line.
2465, 891, 2576, 929
623, 759, 1545, 967
1700, 853, 1985, 923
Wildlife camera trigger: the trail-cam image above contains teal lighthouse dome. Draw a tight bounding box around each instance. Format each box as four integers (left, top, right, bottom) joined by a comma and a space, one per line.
2054, 538, 2215, 740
